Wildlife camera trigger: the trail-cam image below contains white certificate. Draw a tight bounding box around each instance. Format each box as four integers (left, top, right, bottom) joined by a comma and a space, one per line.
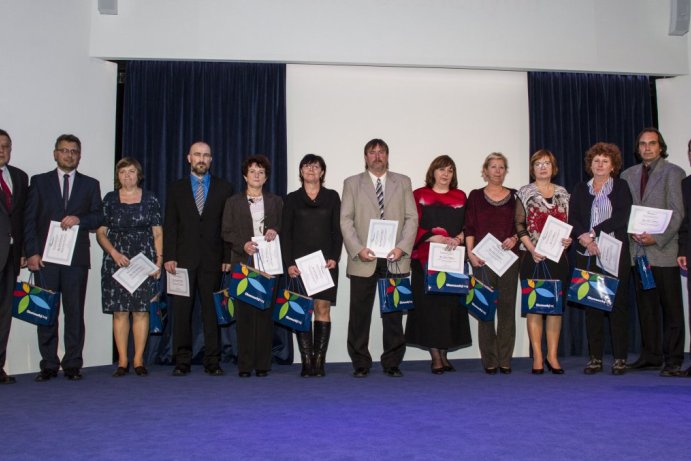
627, 205, 673, 234
252, 235, 284, 275
112, 253, 158, 294
366, 219, 399, 258
295, 250, 335, 296
427, 242, 466, 274
166, 267, 190, 297
471, 233, 519, 277
41, 221, 79, 265
534, 215, 573, 263
595, 233, 622, 277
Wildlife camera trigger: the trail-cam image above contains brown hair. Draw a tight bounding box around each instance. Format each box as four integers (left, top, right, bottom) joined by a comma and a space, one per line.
114, 157, 144, 189
424, 155, 458, 189
529, 149, 559, 180
584, 142, 623, 176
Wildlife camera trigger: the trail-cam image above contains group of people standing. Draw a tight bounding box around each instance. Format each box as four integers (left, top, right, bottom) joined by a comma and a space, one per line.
0, 128, 690, 385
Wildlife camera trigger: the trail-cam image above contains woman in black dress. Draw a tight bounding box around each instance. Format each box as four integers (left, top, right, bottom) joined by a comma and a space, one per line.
282, 154, 342, 377
96, 157, 162, 377
405, 155, 471, 373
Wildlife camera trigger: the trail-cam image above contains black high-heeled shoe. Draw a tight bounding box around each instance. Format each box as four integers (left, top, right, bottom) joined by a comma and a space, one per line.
531, 367, 544, 374
545, 359, 565, 375
431, 364, 445, 375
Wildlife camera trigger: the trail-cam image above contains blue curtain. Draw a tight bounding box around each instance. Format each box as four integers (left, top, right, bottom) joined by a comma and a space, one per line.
121, 60, 292, 366
528, 72, 653, 358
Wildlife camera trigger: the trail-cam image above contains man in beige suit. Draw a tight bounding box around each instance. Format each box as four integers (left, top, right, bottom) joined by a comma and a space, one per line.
340, 139, 417, 377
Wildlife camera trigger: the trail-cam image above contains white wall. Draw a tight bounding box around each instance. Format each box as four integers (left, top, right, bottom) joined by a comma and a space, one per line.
287, 64, 530, 362
1, 1, 117, 375
89, 0, 687, 75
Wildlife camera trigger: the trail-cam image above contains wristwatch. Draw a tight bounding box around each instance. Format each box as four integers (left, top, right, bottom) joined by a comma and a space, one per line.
588, 230, 596, 240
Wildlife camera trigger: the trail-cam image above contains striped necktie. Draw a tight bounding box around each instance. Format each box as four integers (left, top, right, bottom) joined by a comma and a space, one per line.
376, 178, 384, 218
195, 180, 205, 215
0, 168, 11, 210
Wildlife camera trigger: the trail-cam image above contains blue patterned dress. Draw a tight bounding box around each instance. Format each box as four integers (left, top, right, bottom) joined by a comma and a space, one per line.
101, 190, 162, 313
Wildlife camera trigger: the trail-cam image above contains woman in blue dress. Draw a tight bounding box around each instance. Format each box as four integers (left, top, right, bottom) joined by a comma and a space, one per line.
97, 158, 162, 377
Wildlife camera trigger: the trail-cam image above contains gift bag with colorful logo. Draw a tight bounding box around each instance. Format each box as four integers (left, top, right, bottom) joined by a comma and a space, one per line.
567, 259, 619, 312
377, 263, 414, 314
228, 260, 276, 310
462, 267, 497, 321
520, 262, 563, 315
149, 293, 168, 334
213, 273, 235, 326
12, 273, 59, 326
273, 278, 313, 332
424, 262, 470, 295
634, 245, 656, 290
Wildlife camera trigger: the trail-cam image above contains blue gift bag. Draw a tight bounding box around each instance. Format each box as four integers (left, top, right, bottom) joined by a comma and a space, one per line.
377, 263, 414, 314
567, 262, 618, 312
228, 261, 276, 310
273, 278, 313, 332
424, 263, 469, 295
213, 274, 235, 326
635, 246, 656, 290
149, 294, 168, 334
463, 267, 497, 321
520, 262, 563, 315
12, 273, 59, 326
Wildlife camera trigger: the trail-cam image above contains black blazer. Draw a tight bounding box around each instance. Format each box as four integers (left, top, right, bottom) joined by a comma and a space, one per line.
0, 164, 28, 273
163, 175, 233, 271
222, 192, 283, 265
23, 169, 102, 268
568, 177, 632, 276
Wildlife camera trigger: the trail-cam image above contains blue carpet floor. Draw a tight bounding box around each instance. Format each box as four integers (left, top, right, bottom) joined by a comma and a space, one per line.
2, 356, 690, 460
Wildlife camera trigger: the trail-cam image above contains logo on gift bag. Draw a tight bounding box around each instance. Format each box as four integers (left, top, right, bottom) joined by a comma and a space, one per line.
384, 278, 412, 309
14, 282, 52, 314
465, 277, 490, 312
275, 289, 307, 321
571, 270, 615, 306
231, 265, 267, 300
521, 280, 558, 311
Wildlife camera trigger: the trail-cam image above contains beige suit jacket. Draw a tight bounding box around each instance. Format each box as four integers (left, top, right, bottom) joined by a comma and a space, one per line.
340, 170, 417, 277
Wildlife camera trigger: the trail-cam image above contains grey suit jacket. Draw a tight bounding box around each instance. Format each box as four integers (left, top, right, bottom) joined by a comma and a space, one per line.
340, 170, 417, 277
621, 158, 685, 266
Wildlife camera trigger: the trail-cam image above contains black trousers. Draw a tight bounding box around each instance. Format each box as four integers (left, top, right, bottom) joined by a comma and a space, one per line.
633, 265, 685, 366
347, 259, 406, 370
235, 299, 274, 373
0, 244, 18, 370
171, 267, 222, 369
576, 254, 629, 360
37, 264, 88, 371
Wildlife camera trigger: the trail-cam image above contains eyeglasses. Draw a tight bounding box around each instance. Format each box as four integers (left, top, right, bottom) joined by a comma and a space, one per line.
534, 161, 551, 168
301, 164, 321, 170
56, 148, 80, 155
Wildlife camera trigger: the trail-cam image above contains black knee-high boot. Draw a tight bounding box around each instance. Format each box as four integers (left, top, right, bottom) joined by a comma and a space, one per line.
313, 321, 331, 377
296, 326, 314, 377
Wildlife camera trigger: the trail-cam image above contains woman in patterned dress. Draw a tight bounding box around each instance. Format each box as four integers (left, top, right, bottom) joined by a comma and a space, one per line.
515, 150, 571, 374
96, 158, 162, 377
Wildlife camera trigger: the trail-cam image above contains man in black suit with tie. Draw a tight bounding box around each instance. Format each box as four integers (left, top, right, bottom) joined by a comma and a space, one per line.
24, 134, 102, 382
163, 141, 233, 376
0, 129, 29, 384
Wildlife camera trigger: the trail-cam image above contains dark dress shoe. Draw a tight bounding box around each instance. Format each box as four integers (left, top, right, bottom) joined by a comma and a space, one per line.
204, 366, 225, 376
0, 370, 16, 384
660, 364, 684, 377
531, 368, 544, 375
545, 360, 565, 375
172, 365, 190, 377
484, 367, 498, 375
627, 358, 662, 370
384, 367, 403, 377
499, 367, 512, 375
442, 363, 456, 372
34, 369, 58, 382
352, 367, 369, 378
112, 366, 129, 377
255, 370, 269, 377
431, 364, 445, 375
238, 371, 251, 378
64, 368, 82, 381
134, 366, 148, 377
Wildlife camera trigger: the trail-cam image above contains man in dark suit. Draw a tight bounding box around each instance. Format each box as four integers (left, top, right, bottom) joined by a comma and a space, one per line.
621, 128, 686, 377
163, 141, 233, 376
24, 134, 102, 382
340, 138, 417, 378
676, 137, 691, 377
0, 129, 29, 384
